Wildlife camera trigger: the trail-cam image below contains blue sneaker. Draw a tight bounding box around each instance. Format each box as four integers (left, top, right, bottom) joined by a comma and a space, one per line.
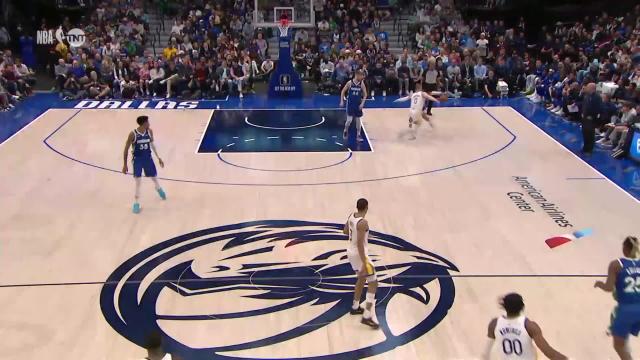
132, 202, 140, 214
157, 188, 167, 200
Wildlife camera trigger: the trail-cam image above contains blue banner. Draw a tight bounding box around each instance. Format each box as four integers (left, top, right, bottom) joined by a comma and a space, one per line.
629, 129, 640, 164
268, 31, 303, 98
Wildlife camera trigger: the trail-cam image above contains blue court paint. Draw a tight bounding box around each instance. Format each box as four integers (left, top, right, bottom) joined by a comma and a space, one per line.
197, 109, 372, 153
216, 138, 353, 172
42, 107, 515, 186
0, 93, 65, 144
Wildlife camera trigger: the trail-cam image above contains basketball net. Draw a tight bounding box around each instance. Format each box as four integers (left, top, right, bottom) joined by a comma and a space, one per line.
278, 18, 290, 37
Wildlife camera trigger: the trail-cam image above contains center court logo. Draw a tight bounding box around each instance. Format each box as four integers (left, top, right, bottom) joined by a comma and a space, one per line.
100, 220, 458, 359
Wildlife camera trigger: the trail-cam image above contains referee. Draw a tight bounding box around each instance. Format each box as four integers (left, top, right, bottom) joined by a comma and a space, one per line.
423, 59, 439, 116
580, 83, 601, 155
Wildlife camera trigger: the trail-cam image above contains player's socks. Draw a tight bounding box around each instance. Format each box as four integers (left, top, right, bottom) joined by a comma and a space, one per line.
132, 202, 141, 214
362, 297, 379, 329
363, 292, 376, 318
157, 188, 166, 200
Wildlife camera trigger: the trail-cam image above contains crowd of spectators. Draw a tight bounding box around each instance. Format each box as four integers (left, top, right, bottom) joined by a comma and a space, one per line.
517, 10, 640, 155
43, 0, 282, 100
0, 49, 35, 111
47, 0, 153, 100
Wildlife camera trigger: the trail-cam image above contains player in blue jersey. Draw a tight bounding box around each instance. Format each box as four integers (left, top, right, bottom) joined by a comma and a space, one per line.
595, 236, 640, 360
340, 69, 368, 142
122, 115, 166, 214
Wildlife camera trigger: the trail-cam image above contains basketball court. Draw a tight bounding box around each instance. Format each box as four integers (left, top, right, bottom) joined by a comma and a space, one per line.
1, 101, 639, 359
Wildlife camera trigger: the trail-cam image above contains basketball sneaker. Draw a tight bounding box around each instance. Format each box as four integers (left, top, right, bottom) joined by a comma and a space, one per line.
132, 202, 141, 214
361, 316, 380, 329
350, 304, 364, 315
157, 188, 167, 200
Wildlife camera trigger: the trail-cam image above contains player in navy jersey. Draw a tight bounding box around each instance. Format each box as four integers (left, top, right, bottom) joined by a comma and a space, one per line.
122, 115, 166, 214
339, 69, 367, 142
595, 236, 640, 360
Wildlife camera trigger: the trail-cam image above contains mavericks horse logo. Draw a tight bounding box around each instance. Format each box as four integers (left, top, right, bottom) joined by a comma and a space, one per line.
100, 220, 458, 359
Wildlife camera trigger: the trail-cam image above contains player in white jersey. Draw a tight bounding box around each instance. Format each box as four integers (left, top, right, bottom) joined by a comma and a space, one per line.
393, 82, 443, 140
343, 198, 379, 329
483, 293, 568, 360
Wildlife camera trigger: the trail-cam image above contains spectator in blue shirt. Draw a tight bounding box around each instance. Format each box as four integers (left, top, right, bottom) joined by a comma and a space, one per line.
474, 58, 487, 92
70, 60, 88, 84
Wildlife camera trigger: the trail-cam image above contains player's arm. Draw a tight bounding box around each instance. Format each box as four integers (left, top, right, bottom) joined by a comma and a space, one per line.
393, 95, 411, 103
482, 318, 497, 360
122, 132, 134, 173
594, 260, 621, 293
343, 220, 349, 235
525, 319, 568, 360
359, 82, 367, 109
422, 92, 440, 103
148, 129, 165, 168
339, 81, 351, 107
357, 219, 368, 263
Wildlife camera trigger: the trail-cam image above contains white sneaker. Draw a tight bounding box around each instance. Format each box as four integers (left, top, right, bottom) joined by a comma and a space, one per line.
532, 94, 542, 103
555, 110, 565, 116
371, 90, 375, 97
549, 106, 559, 112
382, 90, 387, 97
239, 92, 244, 98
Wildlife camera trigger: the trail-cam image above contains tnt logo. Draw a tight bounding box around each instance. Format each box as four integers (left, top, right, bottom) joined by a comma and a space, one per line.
55, 28, 86, 48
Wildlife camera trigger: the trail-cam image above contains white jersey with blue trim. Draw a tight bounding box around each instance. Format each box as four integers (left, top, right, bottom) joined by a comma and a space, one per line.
347, 214, 369, 256
410, 92, 426, 112
494, 315, 536, 360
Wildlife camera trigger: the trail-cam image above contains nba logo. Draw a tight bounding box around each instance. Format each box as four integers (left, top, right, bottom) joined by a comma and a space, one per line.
280, 74, 290, 86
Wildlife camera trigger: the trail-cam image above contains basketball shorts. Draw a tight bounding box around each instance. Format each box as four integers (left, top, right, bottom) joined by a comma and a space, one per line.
347, 251, 376, 280
610, 304, 640, 338
347, 106, 363, 118
410, 110, 424, 123
133, 157, 157, 178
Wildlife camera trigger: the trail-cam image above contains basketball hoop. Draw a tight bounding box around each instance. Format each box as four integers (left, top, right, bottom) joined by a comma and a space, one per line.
278, 18, 290, 37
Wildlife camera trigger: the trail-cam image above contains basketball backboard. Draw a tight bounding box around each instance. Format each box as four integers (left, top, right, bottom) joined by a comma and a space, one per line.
254, 0, 315, 28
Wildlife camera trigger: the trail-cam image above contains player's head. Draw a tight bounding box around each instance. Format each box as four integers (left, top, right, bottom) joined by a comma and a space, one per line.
137, 115, 149, 130
355, 69, 365, 81
623, 236, 640, 258
501, 293, 525, 317
356, 198, 368, 214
